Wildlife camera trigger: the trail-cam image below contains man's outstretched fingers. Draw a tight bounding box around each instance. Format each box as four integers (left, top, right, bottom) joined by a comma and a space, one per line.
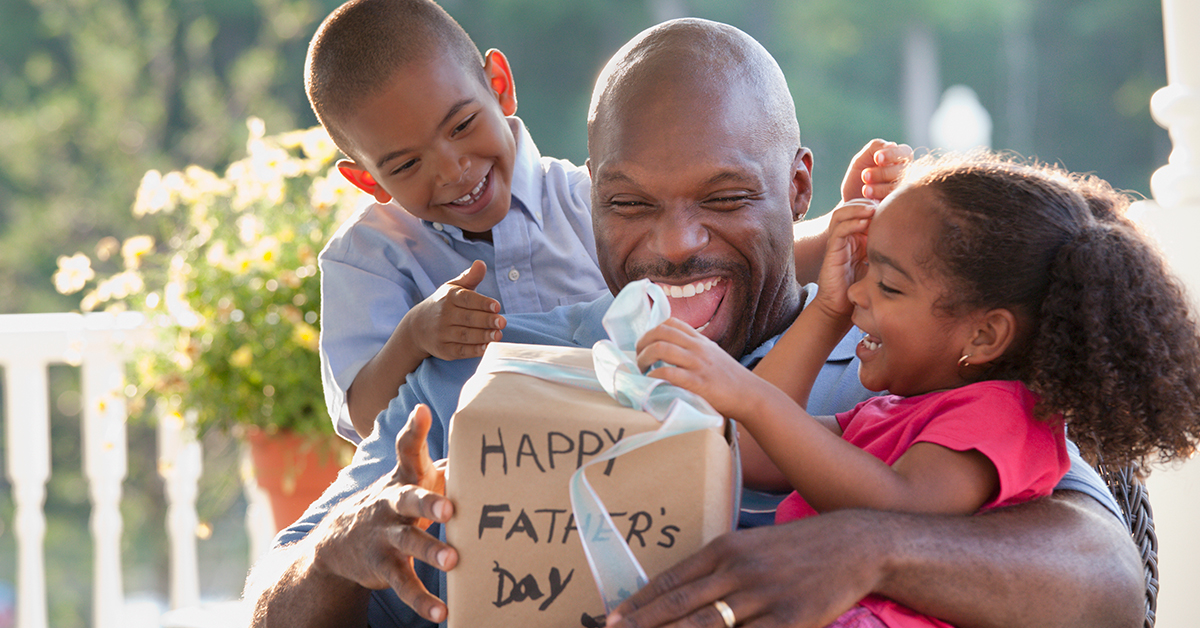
611, 547, 733, 627
383, 553, 448, 623
384, 518, 457, 571
395, 405, 434, 482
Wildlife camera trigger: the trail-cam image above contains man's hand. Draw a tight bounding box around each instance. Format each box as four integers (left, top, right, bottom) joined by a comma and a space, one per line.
408, 260, 506, 360
310, 404, 458, 623
606, 515, 882, 628
842, 139, 913, 203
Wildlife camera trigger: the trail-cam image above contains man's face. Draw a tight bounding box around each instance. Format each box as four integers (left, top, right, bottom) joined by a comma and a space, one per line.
588, 83, 810, 358
338, 56, 517, 235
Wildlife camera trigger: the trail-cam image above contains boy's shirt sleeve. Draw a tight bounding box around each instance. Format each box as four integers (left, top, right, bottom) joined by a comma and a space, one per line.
318, 202, 441, 443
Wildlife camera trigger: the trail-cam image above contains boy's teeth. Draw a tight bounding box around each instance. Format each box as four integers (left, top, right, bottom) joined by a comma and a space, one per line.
660, 279, 717, 299
859, 336, 881, 351
452, 177, 486, 205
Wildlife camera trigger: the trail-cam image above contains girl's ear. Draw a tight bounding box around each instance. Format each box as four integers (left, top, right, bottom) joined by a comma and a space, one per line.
337, 159, 392, 204
964, 308, 1018, 366
483, 49, 518, 116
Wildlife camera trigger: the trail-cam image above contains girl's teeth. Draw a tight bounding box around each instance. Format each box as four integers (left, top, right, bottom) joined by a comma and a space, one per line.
860, 337, 881, 351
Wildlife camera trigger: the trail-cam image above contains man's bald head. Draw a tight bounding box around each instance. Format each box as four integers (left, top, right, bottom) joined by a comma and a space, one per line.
585, 18, 811, 358
587, 18, 800, 162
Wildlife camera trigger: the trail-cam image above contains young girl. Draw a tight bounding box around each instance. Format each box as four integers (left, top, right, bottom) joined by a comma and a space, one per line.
635, 152, 1200, 628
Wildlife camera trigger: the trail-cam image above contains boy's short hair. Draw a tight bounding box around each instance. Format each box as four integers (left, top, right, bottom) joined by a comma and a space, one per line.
305, 0, 485, 157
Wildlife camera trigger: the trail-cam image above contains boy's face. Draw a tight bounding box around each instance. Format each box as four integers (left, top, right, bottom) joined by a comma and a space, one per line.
337, 52, 517, 235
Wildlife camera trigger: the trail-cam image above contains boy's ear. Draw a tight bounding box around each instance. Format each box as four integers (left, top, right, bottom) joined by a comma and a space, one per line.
337, 159, 392, 204
483, 49, 518, 116
964, 308, 1018, 367
789, 147, 814, 222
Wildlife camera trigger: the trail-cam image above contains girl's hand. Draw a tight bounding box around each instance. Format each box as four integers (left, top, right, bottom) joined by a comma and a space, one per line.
813, 201, 874, 321
635, 318, 763, 420
841, 139, 913, 202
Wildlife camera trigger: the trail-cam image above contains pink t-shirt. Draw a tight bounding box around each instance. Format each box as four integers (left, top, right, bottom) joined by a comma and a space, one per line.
775, 380, 1069, 628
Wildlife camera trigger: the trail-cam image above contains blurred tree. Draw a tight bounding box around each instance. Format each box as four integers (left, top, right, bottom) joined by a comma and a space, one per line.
0, 0, 325, 314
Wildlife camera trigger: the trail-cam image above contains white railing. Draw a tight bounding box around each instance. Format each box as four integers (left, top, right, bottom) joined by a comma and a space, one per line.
0, 312, 269, 628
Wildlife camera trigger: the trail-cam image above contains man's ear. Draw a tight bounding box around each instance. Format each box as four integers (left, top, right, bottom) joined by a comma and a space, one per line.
484, 49, 517, 116
789, 147, 814, 222
337, 159, 392, 204
963, 308, 1018, 367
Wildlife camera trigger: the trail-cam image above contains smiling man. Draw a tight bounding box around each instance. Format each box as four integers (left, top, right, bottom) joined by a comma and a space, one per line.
245, 18, 1143, 628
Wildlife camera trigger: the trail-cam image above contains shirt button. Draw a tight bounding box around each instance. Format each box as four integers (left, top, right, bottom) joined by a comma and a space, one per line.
433, 223, 444, 231
508, 268, 520, 282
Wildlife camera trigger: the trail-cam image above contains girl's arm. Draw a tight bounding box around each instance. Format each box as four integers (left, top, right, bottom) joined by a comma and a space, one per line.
639, 323, 998, 513
638, 202, 999, 515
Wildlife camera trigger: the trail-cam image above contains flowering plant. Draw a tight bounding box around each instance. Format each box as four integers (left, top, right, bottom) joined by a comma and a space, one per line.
55, 118, 359, 436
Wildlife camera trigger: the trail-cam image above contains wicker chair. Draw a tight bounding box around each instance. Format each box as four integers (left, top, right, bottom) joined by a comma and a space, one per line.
1099, 464, 1159, 628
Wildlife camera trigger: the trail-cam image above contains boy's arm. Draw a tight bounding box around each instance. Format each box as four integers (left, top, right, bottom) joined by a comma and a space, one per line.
347, 261, 505, 438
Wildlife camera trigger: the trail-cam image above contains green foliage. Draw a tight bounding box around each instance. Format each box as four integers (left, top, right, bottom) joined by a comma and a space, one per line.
0, 0, 324, 314
57, 120, 357, 436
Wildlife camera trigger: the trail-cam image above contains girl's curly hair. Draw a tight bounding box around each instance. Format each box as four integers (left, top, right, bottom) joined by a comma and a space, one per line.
903, 152, 1200, 470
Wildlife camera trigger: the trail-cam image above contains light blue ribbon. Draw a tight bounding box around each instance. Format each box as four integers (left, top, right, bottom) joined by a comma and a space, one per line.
482, 279, 728, 613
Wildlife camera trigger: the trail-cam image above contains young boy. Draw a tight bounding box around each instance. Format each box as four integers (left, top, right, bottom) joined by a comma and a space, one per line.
306, 0, 910, 442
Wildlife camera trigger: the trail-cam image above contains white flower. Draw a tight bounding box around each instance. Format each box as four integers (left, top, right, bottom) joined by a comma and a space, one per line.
53, 253, 95, 294
133, 170, 174, 217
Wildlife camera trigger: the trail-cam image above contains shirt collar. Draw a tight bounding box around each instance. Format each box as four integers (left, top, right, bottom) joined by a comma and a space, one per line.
506, 116, 544, 227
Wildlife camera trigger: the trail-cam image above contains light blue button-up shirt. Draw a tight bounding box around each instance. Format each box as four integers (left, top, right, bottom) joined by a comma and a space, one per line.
318, 117, 609, 441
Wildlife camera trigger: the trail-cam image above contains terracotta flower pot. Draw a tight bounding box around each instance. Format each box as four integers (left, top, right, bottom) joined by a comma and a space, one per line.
243, 427, 353, 532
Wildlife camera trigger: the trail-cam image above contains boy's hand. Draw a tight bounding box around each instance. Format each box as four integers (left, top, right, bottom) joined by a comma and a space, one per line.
409, 260, 506, 360
813, 201, 875, 321
842, 139, 913, 203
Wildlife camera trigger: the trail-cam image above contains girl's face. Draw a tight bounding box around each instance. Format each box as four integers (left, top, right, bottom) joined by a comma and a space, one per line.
847, 186, 981, 396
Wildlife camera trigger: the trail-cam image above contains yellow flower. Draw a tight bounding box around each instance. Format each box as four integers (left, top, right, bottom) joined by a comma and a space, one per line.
300, 127, 338, 164
53, 252, 95, 294
122, 235, 155, 269
310, 171, 356, 211
230, 345, 254, 368
291, 321, 319, 352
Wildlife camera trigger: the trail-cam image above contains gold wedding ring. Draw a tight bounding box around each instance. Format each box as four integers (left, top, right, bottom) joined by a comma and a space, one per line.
713, 599, 736, 628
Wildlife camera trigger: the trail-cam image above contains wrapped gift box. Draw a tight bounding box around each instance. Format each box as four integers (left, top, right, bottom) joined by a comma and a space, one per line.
445, 342, 737, 628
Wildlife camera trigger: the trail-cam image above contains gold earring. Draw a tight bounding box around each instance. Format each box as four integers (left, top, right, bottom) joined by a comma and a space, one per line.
958, 354, 971, 368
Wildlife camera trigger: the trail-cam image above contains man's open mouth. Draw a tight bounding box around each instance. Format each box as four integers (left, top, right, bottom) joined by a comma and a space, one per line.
655, 278, 726, 331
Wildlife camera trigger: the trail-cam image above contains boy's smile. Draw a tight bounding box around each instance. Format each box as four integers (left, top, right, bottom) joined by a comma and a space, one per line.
336, 52, 518, 236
